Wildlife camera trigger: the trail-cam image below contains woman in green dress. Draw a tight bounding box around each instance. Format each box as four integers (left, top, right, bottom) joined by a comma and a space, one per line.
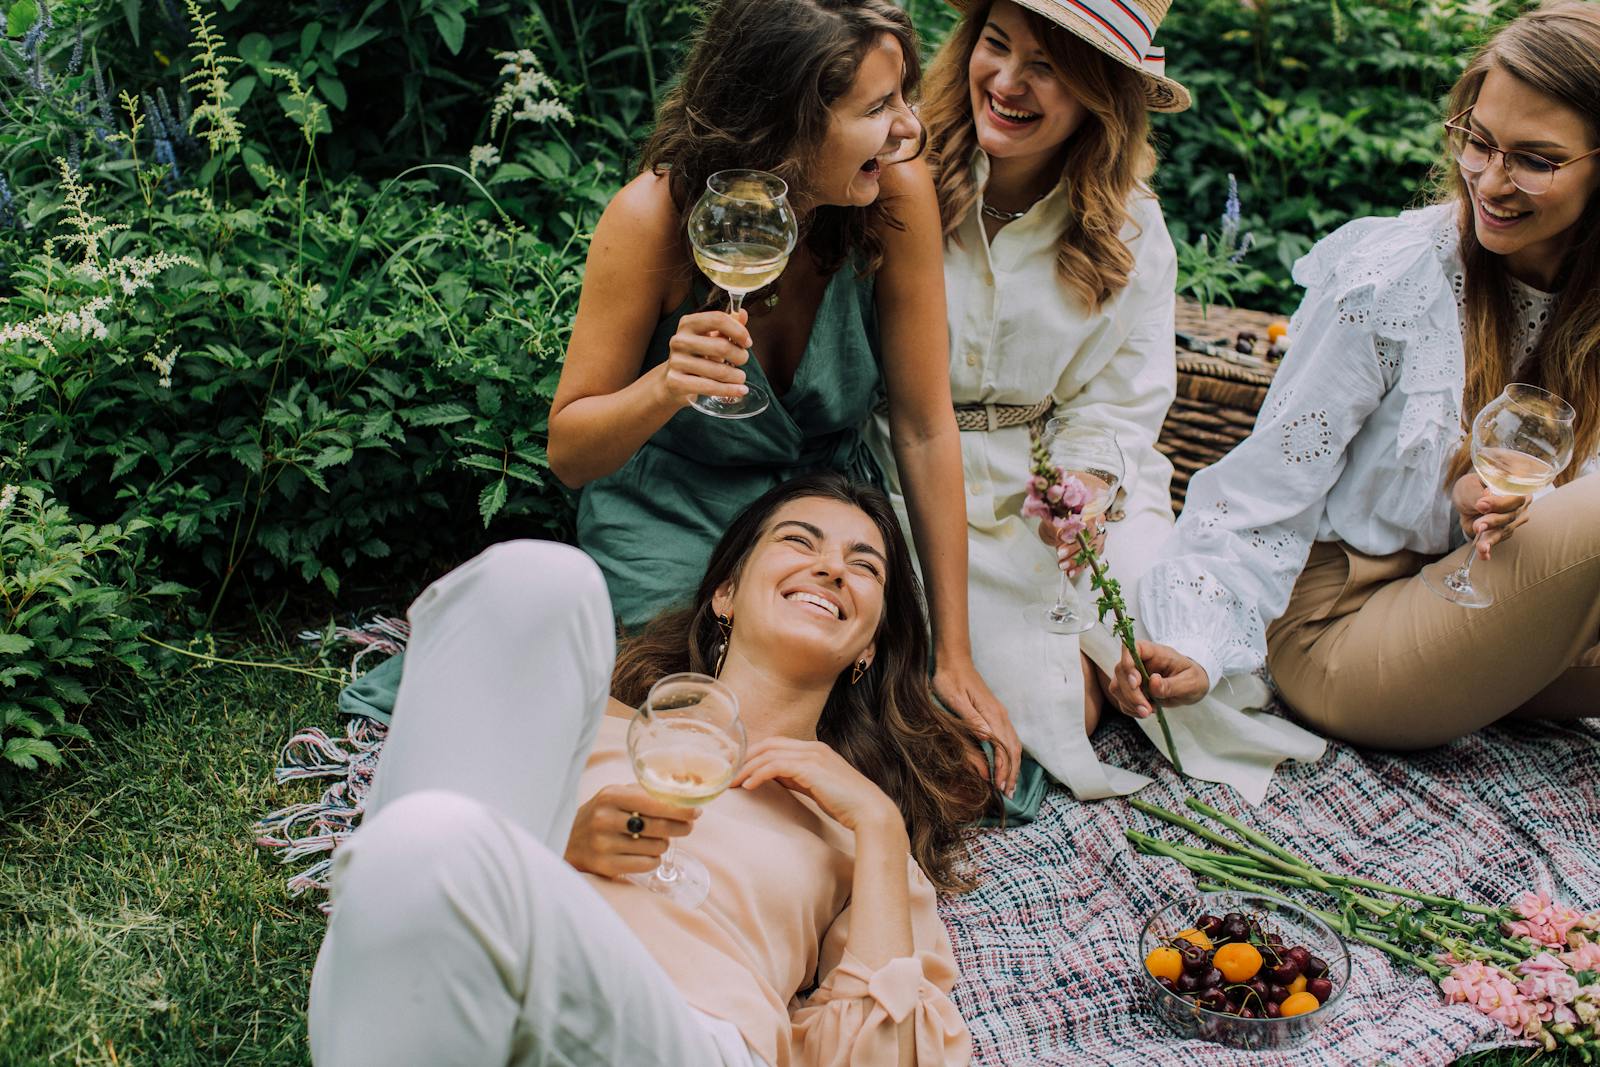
549, 0, 1021, 788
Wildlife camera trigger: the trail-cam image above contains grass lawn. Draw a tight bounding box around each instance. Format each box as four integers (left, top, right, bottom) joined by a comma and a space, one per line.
0, 657, 337, 1067
0, 649, 1569, 1066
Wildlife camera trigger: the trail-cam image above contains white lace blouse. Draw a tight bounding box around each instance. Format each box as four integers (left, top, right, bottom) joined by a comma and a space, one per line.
1138, 202, 1590, 693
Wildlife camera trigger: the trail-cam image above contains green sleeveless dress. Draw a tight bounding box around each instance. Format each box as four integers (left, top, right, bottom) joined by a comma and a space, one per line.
334, 268, 884, 723
579, 269, 886, 629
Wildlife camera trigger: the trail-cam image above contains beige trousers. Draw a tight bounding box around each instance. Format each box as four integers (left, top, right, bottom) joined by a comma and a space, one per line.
1267, 474, 1600, 749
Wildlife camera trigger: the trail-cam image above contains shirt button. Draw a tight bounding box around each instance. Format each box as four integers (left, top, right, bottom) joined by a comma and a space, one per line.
966, 354, 978, 367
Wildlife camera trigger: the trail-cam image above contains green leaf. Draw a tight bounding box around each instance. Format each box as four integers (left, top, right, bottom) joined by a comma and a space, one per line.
0, 633, 35, 655
331, 25, 382, 60
7, 0, 39, 37
239, 32, 272, 69
431, 6, 466, 55
478, 478, 508, 526
121, 0, 140, 43
3, 736, 63, 770
300, 20, 324, 59
505, 462, 544, 486
316, 74, 347, 111
228, 74, 258, 108
146, 582, 193, 596
404, 403, 472, 427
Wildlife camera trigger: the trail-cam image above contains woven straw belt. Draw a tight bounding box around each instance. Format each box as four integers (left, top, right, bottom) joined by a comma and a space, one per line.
953, 399, 1055, 433
874, 398, 1054, 434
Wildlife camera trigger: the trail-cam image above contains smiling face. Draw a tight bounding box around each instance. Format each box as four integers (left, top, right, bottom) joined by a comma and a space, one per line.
713, 497, 887, 683
810, 32, 922, 208
967, 0, 1088, 173
1462, 65, 1600, 284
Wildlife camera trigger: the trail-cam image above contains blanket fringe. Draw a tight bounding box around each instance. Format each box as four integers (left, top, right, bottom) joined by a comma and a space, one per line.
256, 618, 405, 910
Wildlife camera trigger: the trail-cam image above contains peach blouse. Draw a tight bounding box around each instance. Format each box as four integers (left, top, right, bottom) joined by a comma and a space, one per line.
577, 715, 973, 1067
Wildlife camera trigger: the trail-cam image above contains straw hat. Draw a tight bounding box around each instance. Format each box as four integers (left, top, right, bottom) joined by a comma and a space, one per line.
948, 0, 1191, 112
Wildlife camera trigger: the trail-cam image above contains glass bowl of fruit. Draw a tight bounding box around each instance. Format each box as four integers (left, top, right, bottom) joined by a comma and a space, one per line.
1136, 891, 1351, 1050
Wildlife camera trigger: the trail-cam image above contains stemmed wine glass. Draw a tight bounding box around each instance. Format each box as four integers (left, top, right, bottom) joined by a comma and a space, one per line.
626, 672, 746, 908
1423, 383, 1576, 609
1023, 420, 1125, 634
685, 170, 799, 419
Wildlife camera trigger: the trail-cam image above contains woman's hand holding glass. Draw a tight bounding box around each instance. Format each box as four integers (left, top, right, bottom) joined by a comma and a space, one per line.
1024, 421, 1124, 635
564, 783, 702, 878
626, 672, 745, 908
1425, 383, 1575, 608
1044, 515, 1107, 580
1449, 472, 1531, 559
685, 169, 799, 419
660, 308, 755, 410
731, 736, 901, 837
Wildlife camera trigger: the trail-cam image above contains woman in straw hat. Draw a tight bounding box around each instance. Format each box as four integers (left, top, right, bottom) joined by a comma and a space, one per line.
1107, 1, 1600, 750
869, 0, 1303, 809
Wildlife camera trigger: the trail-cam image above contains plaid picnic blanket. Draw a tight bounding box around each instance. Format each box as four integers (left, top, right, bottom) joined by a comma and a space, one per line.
940, 713, 1600, 1066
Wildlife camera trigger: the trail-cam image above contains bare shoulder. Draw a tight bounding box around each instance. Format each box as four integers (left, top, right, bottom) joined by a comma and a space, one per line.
605, 697, 637, 721
595, 171, 683, 254
876, 157, 941, 258
878, 156, 939, 215
588, 170, 692, 310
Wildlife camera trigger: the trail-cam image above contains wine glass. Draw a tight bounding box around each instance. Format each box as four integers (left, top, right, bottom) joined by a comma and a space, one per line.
1423, 383, 1576, 609
626, 672, 746, 908
685, 170, 799, 419
1023, 420, 1125, 634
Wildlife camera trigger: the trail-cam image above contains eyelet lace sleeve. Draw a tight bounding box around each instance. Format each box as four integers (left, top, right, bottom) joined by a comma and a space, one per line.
1139, 206, 1465, 690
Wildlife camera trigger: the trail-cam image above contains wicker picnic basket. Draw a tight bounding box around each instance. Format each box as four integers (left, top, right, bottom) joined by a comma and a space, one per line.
1159, 299, 1287, 513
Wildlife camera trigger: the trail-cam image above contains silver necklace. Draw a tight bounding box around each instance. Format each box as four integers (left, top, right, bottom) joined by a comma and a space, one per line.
981, 200, 1030, 222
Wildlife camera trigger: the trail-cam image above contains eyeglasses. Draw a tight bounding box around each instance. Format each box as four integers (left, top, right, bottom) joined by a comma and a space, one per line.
1444, 107, 1600, 196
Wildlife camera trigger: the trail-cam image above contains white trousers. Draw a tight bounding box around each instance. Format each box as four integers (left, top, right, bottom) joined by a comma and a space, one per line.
308, 541, 759, 1067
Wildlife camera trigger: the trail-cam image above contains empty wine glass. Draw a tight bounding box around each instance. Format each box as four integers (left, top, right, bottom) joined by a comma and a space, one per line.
685, 170, 799, 419
1423, 383, 1575, 609
1023, 420, 1124, 634
626, 672, 746, 908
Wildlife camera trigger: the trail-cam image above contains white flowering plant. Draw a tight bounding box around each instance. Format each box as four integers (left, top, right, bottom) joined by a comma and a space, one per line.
0, 0, 697, 776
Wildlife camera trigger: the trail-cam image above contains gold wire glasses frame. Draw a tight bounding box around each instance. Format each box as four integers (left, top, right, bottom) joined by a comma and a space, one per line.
1444, 107, 1600, 196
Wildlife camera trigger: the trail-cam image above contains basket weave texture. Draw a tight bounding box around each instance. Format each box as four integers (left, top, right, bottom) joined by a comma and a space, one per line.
1159, 299, 1286, 512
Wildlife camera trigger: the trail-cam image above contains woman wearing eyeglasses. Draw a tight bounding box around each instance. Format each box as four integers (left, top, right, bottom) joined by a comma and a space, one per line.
1097, 0, 1600, 749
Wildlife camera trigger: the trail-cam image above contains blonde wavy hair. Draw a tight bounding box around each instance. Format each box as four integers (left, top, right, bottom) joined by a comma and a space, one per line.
1440, 0, 1600, 487
919, 0, 1157, 310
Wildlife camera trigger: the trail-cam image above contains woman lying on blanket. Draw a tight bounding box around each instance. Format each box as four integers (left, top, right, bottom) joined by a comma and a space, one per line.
547, 0, 1018, 780
308, 473, 991, 1067
1102, 0, 1600, 749
867, 0, 1188, 808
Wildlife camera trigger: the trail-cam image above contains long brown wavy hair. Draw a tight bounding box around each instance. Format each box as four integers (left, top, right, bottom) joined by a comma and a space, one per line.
920, 0, 1157, 310
1440, 0, 1600, 486
612, 474, 994, 893
637, 0, 923, 278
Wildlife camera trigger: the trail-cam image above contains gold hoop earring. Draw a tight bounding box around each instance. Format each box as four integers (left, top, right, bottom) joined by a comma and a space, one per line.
850, 659, 868, 685
714, 612, 732, 677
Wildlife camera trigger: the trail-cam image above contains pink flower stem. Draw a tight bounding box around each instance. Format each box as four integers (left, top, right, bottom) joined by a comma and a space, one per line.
1073, 529, 1183, 775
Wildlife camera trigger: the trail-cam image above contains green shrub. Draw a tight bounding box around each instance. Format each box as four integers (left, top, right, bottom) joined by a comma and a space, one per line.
0, 0, 691, 772
1155, 0, 1533, 310
0, 484, 156, 772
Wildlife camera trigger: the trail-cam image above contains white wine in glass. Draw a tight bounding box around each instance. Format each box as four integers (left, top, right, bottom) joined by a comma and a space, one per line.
1023, 420, 1124, 635
1424, 383, 1575, 609
626, 672, 746, 908
685, 170, 798, 419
